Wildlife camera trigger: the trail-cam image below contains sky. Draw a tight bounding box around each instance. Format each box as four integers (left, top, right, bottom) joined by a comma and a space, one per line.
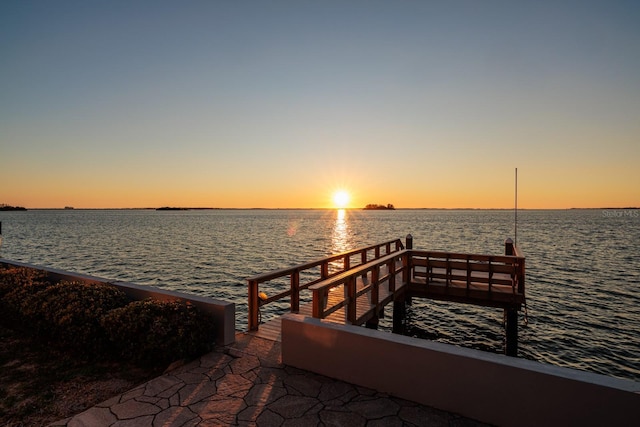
1, 1, 639, 209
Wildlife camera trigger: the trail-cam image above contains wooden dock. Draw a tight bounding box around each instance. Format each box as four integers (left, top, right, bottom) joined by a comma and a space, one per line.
252, 266, 404, 342
247, 236, 525, 355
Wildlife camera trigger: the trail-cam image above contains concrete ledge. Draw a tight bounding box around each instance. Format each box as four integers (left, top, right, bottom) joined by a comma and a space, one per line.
281, 313, 640, 427
0, 259, 235, 346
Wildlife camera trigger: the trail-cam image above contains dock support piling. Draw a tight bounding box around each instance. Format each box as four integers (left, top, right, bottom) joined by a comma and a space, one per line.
505, 308, 518, 356
392, 297, 406, 334
365, 314, 379, 330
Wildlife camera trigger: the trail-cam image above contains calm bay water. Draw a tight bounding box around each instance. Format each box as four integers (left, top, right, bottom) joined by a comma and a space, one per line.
1, 208, 638, 382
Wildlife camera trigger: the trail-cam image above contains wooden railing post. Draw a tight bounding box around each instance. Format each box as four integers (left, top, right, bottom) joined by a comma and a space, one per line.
445, 256, 451, 286
388, 259, 396, 292
518, 258, 525, 294
321, 261, 329, 279
465, 256, 471, 290
312, 289, 324, 318
248, 280, 259, 331
405, 234, 413, 250
371, 265, 379, 306
505, 238, 525, 294
487, 257, 493, 293
291, 270, 300, 312
402, 250, 410, 284
346, 277, 356, 324
361, 250, 368, 279
505, 238, 514, 256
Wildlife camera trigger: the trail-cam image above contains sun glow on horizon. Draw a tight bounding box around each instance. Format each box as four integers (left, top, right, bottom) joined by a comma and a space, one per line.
332, 190, 350, 208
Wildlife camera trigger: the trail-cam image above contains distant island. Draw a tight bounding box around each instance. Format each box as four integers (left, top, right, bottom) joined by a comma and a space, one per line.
0, 204, 27, 211
156, 207, 220, 211
363, 204, 395, 210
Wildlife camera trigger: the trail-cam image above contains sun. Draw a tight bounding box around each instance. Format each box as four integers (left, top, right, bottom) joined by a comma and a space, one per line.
332, 190, 350, 208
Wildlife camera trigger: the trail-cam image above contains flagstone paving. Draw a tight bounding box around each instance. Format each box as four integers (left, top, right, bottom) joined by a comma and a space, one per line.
51, 334, 488, 426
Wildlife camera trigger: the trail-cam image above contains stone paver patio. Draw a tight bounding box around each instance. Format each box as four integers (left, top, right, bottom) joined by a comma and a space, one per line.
51, 334, 488, 426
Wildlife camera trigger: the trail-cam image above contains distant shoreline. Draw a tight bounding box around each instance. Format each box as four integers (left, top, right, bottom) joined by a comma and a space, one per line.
0, 205, 27, 211
5, 207, 638, 211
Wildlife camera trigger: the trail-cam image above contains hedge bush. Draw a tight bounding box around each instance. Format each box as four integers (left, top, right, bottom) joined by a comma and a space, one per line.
0, 265, 216, 365
0, 266, 53, 325
0, 265, 51, 298
20, 281, 130, 357
101, 299, 216, 366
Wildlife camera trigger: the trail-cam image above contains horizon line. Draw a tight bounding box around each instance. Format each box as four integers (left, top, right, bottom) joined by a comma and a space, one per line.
5, 206, 639, 211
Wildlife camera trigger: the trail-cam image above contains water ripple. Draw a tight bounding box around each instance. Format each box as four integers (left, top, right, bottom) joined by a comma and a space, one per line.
0, 208, 638, 381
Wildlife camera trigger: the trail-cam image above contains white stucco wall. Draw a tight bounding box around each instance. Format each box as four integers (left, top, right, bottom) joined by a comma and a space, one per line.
282, 314, 640, 427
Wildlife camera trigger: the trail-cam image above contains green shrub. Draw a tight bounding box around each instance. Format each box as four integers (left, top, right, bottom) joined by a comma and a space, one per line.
0, 266, 217, 366
11, 281, 130, 357
0, 266, 53, 326
101, 299, 216, 366
0, 265, 31, 290
0, 265, 51, 298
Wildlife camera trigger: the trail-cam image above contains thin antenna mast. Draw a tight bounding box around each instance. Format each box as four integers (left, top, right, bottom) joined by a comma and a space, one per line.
515, 168, 518, 246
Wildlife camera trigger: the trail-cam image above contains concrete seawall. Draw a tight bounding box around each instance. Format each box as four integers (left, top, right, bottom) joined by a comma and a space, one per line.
0, 259, 235, 346
282, 313, 640, 427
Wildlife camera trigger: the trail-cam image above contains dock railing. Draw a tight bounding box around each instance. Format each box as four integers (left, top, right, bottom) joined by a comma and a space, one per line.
247, 238, 404, 331
305, 243, 525, 325
248, 236, 525, 332
309, 250, 407, 325
409, 250, 525, 296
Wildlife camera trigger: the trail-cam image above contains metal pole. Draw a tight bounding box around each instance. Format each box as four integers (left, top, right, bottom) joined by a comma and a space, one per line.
515, 168, 518, 246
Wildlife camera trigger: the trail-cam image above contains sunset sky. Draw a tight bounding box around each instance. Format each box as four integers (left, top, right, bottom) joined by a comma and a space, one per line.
1, 1, 638, 209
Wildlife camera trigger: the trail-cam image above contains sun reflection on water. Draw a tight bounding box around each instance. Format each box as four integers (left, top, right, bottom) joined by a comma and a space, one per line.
331, 209, 350, 254
328, 209, 354, 277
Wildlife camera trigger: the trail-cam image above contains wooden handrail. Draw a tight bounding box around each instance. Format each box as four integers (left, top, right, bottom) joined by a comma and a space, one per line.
308, 247, 525, 325
409, 249, 525, 296
309, 251, 407, 324
247, 238, 405, 330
